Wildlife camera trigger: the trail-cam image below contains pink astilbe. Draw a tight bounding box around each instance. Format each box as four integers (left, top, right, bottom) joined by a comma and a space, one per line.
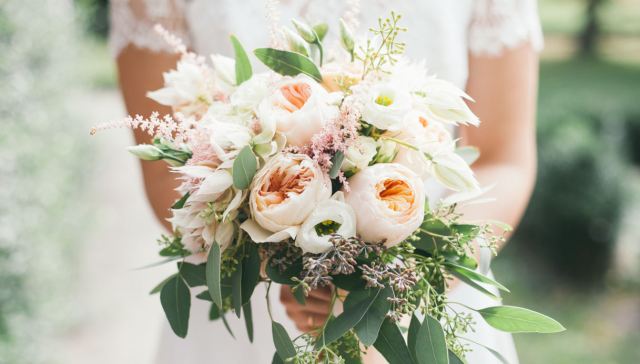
293, 102, 360, 189
90, 112, 197, 144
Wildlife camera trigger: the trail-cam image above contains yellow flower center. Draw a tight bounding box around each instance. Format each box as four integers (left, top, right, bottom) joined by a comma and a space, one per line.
375, 94, 394, 107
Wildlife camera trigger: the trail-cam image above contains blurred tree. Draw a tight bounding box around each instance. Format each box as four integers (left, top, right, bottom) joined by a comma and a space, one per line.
76, 0, 109, 37
577, 0, 606, 56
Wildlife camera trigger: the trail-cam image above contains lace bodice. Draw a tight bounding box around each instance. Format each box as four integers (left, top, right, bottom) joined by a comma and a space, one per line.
110, 0, 543, 88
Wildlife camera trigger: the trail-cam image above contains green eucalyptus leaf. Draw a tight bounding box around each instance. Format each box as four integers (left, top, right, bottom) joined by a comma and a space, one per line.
272, 353, 285, 364
232, 145, 258, 190
329, 151, 345, 179
332, 270, 365, 291
241, 242, 261, 303
272, 321, 297, 360
221, 313, 235, 338
354, 286, 392, 346
448, 351, 465, 364
230, 35, 252, 85
450, 270, 501, 300
209, 302, 221, 320
415, 315, 449, 364
160, 275, 191, 338
445, 263, 509, 293
478, 306, 565, 333
254, 48, 322, 82
373, 318, 415, 364
266, 256, 303, 285
150, 273, 178, 295
179, 262, 207, 287
171, 192, 190, 209
206, 242, 223, 308
408, 314, 421, 361
231, 262, 243, 318
293, 286, 306, 305
243, 302, 254, 342
318, 288, 381, 348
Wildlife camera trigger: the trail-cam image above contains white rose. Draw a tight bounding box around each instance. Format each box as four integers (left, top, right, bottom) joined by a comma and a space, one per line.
257, 74, 340, 147
295, 192, 357, 254
230, 73, 271, 115
147, 59, 211, 117
360, 83, 411, 131
343, 163, 425, 247
341, 136, 377, 175
241, 153, 332, 242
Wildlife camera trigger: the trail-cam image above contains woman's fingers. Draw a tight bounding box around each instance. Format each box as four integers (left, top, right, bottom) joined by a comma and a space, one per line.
280, 285, 333, 332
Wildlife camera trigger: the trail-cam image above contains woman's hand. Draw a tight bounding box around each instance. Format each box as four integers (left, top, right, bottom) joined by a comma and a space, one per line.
280, 285, 332, 333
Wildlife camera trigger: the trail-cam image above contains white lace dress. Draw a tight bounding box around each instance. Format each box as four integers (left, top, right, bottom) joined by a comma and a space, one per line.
109, 1, 543, 363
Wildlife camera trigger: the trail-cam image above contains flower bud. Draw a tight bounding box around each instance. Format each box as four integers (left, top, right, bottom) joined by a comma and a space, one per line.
339, 19, 355, 55
283, 27, 310, 57
374, 138, 398, 163
127, 144, 163, 161
291, 19, 318, 43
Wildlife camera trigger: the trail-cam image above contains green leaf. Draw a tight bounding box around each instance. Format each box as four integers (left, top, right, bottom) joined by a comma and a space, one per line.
232, 145, 258, 190
318, 288, 381, 348
293, 286, 306, 305
407, 314, 421, 361
450, 270, 501, 300
373, 318, 415, 364
171, 192, 190, 209
272, 321, 296, 360
272, 353, 285, 364
329, 151, 345, 179
332, 271, 365, 291
241, 242, 261, 303
221, 313, 235, 338
179, 262, 207, 287
478, 306, 565, 333
254, 48, 322, 82
231, 262, 243, 318
160, 275, 191, 338
206, 242, 223, 309
230, 35, 252, 85
313, 23, 329, 41
444, 263, 509, 293
354, 286, 392, 346
150, 273, 178, 295
447, 351, 465, 364
209, 302, 221, 320
243, 301, 254, 342
266, 256, 303, 285
415, 315, 449, 364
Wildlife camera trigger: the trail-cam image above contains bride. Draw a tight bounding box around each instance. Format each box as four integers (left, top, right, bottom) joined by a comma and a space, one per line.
110, 0, 542, 362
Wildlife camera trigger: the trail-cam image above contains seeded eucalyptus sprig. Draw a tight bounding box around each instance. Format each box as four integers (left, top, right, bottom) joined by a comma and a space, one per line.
355, 11, 407, 78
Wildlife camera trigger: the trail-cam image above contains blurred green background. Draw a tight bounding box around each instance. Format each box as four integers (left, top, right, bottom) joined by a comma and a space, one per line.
1, 0, 639, 363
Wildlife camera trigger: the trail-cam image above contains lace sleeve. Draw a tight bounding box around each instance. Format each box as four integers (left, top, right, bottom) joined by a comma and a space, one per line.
109, 0, 191, 57
468, 0, 544, 57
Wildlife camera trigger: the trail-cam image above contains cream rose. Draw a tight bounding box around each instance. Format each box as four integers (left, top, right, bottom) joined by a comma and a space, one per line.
257, 74, 340, 147
295, 192, 357, 254
343, 163, 425, 247
241, 153, 332, 242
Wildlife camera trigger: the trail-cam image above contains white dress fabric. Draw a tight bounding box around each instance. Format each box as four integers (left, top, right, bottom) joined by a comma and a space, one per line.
109, 1, 543, 363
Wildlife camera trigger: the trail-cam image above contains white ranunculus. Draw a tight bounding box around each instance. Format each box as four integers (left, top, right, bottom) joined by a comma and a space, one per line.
147, 59, 211, 117
393, 111, 455, 180
257, 74, 340, 147
241, 153, 332, 242
360, 83, 411, 131
295, 192, 357, 254
415, 77, 479, 126
343, 163, 425, 247
211, 54, 236, 94
341, 136, 377, 175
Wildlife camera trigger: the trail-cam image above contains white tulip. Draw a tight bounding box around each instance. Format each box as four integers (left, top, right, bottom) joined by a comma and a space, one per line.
359, 83, 411, 131
341, 136, 377, 175
343, 163, 425, 247
257, 74, 340, 147
241, 153, 332, 242
296, 192, 357, 254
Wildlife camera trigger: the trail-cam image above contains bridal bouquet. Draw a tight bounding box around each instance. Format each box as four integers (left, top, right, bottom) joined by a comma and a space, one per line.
94, 12, 563, 364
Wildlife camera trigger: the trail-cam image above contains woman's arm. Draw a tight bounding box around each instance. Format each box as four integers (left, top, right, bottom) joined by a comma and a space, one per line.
117, 46, 181, 231
460, 43, 539, 247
